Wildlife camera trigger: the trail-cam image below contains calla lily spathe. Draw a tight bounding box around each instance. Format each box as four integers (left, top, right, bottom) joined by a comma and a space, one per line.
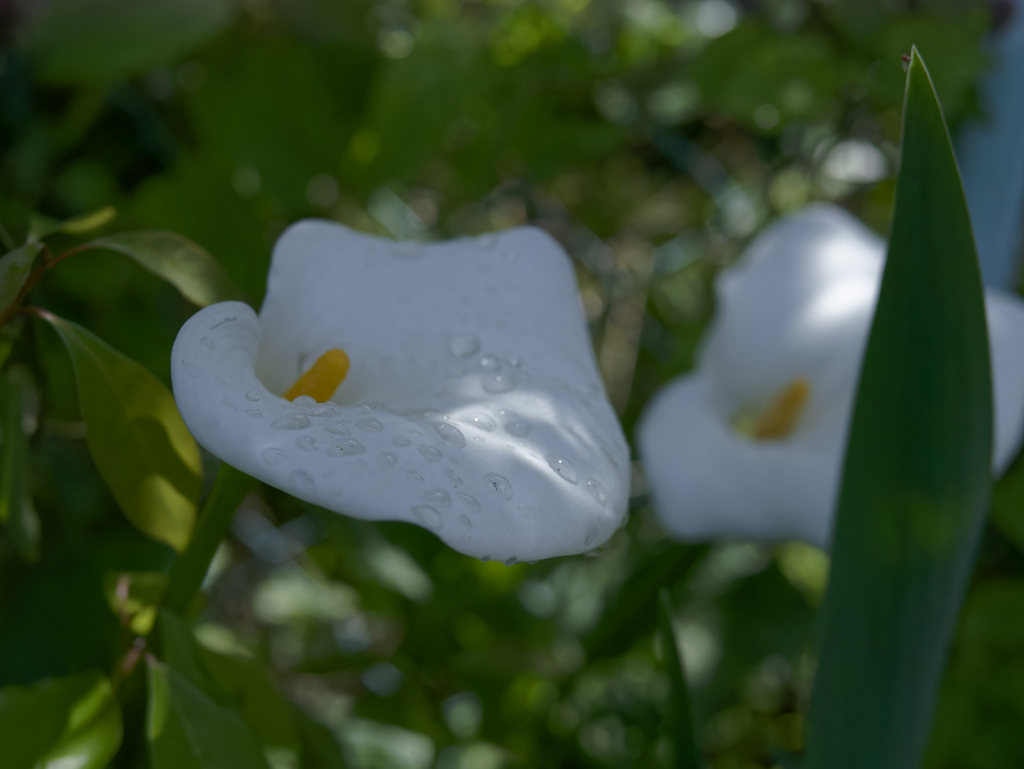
171, 222, 629, 563
638, 204, 1024, 548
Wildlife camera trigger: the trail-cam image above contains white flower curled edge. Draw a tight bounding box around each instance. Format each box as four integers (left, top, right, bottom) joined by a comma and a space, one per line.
171, 222, 629, 564
638, 204, 1024, 549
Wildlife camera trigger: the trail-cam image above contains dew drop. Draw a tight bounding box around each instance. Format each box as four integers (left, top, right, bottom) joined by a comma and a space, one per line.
356, 418, 384, 433
215, 376, 227, 389
378, 451, 398, 469
449, 335, 480, 358
468, 414, 496, 432
458, 514, 472, 529
326, 439, 366, 457
423, 488, 452, 508
485, 473, 513, 500
479, 354, 501, 372
392, 436, 412, 447
505, 419, 532, 437
546, 454, 579, 484
290, 469, 315, 493
296, 436, 318, 452
457, 492, 482, 514
411, 504, 443, 529
584, 524, 599, 548
183, 362, 202, 379
508, 357, 522, 368
308, 403, 341, 418
245, 390, 260, 402
324, 421, 351, 436
418, 445, 443, 463
433, 423, 466, 448
271, 414, 312, 431
263, 448, 287, 464
586, 479, 608, 506
406, 469, 424, 483
292, 395, 317, 407
201, 337, 216, 350
245, 409, 263, 419
482, 372, 516, 393
445, 467, 463, 486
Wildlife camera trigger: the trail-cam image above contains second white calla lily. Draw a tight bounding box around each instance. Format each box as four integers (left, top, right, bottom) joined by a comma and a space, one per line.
171, 222, 629, 564
638, 204, 1024, 548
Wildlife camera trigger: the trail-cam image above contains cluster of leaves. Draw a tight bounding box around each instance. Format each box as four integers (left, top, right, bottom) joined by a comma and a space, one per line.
3, 0, 1024, 768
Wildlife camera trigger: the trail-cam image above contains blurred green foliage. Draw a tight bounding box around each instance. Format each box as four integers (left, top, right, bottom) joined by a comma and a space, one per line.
1, 0, 1022, 767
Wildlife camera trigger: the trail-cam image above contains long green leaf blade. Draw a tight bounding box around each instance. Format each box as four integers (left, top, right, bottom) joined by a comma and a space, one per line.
39, 311, 202, 551
804, 47, 992, 769
91, 230, 242, 307
656, 588, 700, 769
0, 670, 123, 769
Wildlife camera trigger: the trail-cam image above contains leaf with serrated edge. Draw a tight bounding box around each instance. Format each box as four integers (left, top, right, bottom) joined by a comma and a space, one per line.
38, 311, 200, 551
804, 47, 992, 769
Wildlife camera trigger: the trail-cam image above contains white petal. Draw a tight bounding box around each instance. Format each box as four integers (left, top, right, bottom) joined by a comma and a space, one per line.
638, 375, 836, 547
171, 224, 628, 563
639, 203, 1024, 547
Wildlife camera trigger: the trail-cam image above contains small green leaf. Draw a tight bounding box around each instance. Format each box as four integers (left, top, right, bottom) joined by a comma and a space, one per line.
0, 366, 41, 561
656, 589, 700, 769
29, 205, 118, 241
0, 670, 123, 769
158, 609, 302, 753
38, 311, 201, 551
0, 242, 42, 318
146, 656, 272, 769
27, 0, 232, 85
804, 48, 992, 769
103, 571, 168, 634
91, 230, 242, 307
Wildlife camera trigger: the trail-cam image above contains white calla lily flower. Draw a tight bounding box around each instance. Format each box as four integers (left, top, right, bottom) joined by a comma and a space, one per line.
171, 222, 628, 564
638, 204, 1024, 548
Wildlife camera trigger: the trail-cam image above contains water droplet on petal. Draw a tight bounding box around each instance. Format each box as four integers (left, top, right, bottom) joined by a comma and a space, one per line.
292, 395, 317, 407
378, 451, 398, 469
406, 469, 424, 483
392, 436, 411, 447
271, 414, 312, 430
458, 514, 472, 529
508, 357, 522, 368
201, 337, 216, 350
296, 436, 318, 452
308, 403, 341, 418
411, 504, 443, 529
356, 418, 384, 433
445, 467, 463, 486
423, 489, 451, 508
449, 335, 480, 358
183, 362, 202, 378
327, 439, 366, 457
468, 415, 495, 432
584, 524, 599, 548
245, 390, 260, 402
419, 445, 442, 463
482, 372, 516, 393
505, 419, 531, 437
433, 423, 466, 448
215, 376, 227, 389
479, 354, 501, 372
291, 469, 315, 493
586, 479, 608, 506
546, 454, 579, 484
324, 421, 351, 435
263, 448, 287, 464
485, 473, 513, 500
457, 492, 482, 513
245, 409, 263, 419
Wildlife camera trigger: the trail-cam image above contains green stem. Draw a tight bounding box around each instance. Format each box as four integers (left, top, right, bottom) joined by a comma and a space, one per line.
162, 463, 255, 615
